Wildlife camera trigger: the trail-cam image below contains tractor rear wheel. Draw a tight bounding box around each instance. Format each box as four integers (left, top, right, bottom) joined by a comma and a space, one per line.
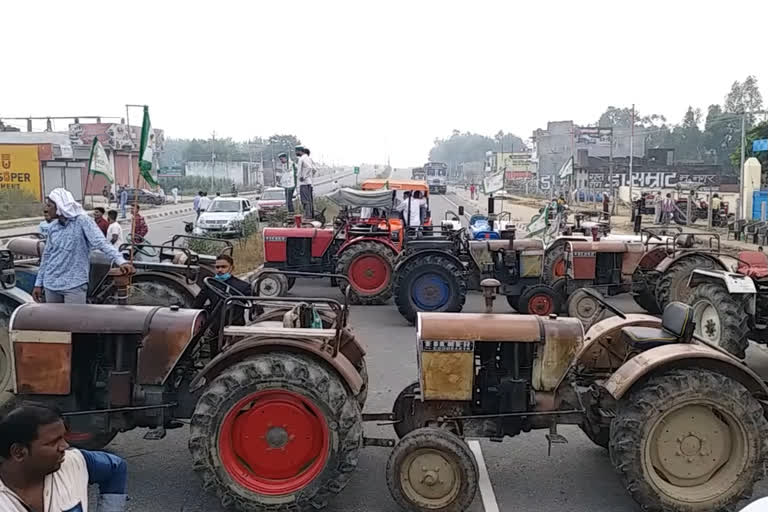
543, 242, 567, 283
690, 283, 751, 359
655, 255, 717, 310
336, 241, 396, 305
632, 268, 661, 314
189, 352, 362, 512
566, 288, 606, 329
609, 368, 768, 512
519, 284, 561, 316
394, 254, 466, 325
387, 427, 478, 512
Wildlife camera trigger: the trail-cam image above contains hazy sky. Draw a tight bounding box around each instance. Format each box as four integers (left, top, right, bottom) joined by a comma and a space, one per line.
3, 0, 766, 167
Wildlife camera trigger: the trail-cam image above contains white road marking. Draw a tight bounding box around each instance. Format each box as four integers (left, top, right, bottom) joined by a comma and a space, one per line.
468, 440, 500, 512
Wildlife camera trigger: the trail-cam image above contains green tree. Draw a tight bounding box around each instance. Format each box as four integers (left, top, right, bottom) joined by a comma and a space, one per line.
428, 130, 524, 168
724, 75, 764, 119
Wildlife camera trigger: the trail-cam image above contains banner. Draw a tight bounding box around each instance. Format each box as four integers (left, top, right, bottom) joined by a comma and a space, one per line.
483, 170, 504, 194
0, 145, 42, 200
753, 139, 768, 152
87, 137, 114, 183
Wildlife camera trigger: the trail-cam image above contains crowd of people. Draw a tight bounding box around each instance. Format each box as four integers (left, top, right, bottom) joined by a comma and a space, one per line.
276, 145, 317, 218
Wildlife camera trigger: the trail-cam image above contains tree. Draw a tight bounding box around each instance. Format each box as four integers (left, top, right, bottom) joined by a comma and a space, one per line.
597, 106, 666, 128
428, 130, 525, 167
730, 120, 768, 175
724, 75, 764, 116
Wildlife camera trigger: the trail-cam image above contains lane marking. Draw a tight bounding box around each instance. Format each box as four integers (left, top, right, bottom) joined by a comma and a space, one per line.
468, 440, 500, 512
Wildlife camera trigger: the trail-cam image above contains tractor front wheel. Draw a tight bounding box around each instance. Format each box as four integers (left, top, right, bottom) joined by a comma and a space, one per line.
394, 254, 466, 325
543, 242, 567, 283
189, 353, 362, 512
609, 368, 768, 512
254, 272, 289, 298
387, 427, 478, 512
655, 255, 717, 310
690, 283, 751, 359
519, 284, 561, 316
336, 241, 396, 305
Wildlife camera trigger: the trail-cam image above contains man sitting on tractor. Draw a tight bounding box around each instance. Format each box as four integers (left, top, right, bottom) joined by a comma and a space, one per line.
0, 404, 129, 512
192, 254, 252, 326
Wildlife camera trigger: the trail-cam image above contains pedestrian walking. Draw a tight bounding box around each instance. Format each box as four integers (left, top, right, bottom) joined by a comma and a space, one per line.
469, 183, 476, 200
94, 206, 109, 236
106, 209, 123, 247
296, 146, 315, 218
0, 404, 129, 512
662, 193, 675, 225
172, 186, 179, 204
277, 152, 296, 213
193, 191, 202, 218
653, 191, 663, 224
158, 187, 166, 204
119, 186, 128, 219
32, 188, 133, 304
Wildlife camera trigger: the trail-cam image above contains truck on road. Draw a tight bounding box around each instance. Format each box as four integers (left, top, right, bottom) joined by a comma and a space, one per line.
423, 161, 447, 194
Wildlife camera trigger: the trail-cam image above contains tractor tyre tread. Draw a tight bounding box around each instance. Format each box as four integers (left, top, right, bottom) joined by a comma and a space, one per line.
393, 253, 466, 325
609, 368, 768, 512
691, 283, 751, 359
336, 241, 396, 305
655, 255, 717, 310
189, 352, 363, 512
543, 242, 566, 283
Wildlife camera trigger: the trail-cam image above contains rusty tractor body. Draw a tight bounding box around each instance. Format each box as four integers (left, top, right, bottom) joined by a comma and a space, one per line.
5, 234, 203, 307
385, 286, 768, 512
6, 272, 370, 511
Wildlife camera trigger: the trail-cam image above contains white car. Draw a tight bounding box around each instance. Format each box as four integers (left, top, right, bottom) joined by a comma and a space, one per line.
195, 197, 258, 237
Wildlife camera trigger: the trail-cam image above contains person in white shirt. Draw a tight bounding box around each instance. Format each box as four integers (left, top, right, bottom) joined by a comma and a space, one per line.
106, 209, 123, 247
171, 186, 179, 204
296, 146, 315, 218
0, 404, 128, 512
397, 190, 426, 227
277, 152, 296, 213
198, 192, 212, 213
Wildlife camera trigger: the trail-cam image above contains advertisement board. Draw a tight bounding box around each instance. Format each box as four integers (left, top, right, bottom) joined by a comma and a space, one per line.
0, 145, 42, 200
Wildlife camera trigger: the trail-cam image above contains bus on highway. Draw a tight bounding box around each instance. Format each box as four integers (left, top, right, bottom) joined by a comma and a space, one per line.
423, 162, 447, 194
411, 167, 425, 180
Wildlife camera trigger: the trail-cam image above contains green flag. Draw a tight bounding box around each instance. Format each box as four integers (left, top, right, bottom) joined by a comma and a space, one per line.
87, 137, 114, 183
138, 106, 158, 187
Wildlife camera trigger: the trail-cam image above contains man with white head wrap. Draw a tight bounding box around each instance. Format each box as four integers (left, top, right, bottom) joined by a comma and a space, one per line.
33, 188, 134, 304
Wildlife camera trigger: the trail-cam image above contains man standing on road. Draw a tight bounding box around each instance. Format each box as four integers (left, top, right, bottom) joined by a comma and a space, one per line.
172, 186, 179, 204
33, 188, 133, 304
131, 203, 148, 242
193, 190, 202, 218
119, 186, 128, 219
94, 207, 109, 236
106, 209, 123, 247
662, 193, 675, 225
0, 404, 129, 512
653, 191, 663, 224
198, 192, 212, 214
296, 146, 315, 219
277, 152, 296, 213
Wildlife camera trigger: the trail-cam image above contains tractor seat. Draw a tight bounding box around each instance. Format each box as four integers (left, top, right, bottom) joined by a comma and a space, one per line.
737, 251, 768, 279
621, 301, 693, 350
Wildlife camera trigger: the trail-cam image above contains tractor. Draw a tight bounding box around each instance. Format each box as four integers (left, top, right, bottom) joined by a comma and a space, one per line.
256, 180, 432, 304
685, 249, 768, 359
385, 284, 768, 512
4, 234, 204, 307
0, 250, 33, 409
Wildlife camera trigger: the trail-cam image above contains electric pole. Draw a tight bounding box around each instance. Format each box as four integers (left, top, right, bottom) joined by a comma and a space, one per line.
629, 104, 635, 202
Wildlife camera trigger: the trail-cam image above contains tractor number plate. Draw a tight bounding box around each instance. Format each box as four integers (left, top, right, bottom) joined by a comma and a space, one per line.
572, 251, 596, 257
725, 274, 757, 293
265, 236, 287, 242
421, 340, 475, 352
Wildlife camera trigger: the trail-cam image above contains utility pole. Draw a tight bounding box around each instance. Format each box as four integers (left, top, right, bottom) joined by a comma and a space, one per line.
211, 131, 216, 190
629, 104, 635, 202
739, 112, 746, 219
609, 126, 615, 214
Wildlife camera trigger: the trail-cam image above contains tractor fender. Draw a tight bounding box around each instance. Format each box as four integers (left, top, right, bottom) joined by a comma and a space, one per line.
0, 286, 34, 307
108, 271, 200, 305
604, 343, 768, 400
654, 252, 728, 274
188, 336, 363, 394
394, 248, 465, 274
545, 236, 589, 252
636, 246, 667, 270
337, 235, 399, 257
688, 269, 757, 294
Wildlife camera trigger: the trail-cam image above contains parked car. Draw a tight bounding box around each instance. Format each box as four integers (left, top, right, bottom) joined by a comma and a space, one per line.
123, 188, 165, 205
195, 197, 258, 237
256, 186, 292, 220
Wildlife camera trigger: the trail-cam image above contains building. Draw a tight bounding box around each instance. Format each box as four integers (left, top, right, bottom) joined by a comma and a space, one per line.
532, 120, 645, 178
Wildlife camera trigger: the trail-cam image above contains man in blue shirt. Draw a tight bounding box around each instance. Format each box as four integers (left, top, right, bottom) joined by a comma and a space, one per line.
32, 188, 134, 304
0, 404, 128, 512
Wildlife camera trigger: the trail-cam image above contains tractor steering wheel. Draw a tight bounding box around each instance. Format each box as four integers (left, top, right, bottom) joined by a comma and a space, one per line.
581, 288, 627, 319
130, 235, 158, 258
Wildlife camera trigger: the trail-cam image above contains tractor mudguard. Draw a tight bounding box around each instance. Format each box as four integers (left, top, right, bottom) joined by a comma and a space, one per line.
394, 249, 464, 274
337, 235, 399, 257
654, 252, 730, 274
0, 286, 34, 307
98, 271, 200, 306
688, 269, 757, 294
604, 343, 768, 400
188, 336, 363, 395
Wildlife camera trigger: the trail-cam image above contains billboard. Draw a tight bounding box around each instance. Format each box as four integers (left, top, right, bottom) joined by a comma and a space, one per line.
575, 127, 612, 145
0, 145, 42, 200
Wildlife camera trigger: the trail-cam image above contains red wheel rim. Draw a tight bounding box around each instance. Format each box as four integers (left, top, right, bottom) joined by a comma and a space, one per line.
553, 257, 566, 277
528, 293, 554, 315
218, 390, 330, 495
348, 253, 391, 294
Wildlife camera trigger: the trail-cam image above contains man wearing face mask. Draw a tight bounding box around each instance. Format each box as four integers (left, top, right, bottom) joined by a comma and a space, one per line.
192, 254, 252, 326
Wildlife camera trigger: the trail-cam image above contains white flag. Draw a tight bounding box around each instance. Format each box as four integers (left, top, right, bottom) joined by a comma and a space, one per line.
88, 137, 114, 183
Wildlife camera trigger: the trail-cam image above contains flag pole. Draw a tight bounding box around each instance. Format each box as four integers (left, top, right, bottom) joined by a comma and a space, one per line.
84, 137, 98, 209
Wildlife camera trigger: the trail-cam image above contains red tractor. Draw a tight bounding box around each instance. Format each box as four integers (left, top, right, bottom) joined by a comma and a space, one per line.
256, 182, 432, 304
